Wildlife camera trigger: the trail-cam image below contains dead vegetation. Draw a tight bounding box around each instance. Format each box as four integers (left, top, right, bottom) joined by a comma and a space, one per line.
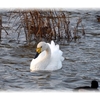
0, 9, 85, 43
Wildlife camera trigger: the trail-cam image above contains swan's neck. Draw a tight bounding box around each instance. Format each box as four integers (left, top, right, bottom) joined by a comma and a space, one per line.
39, 44, 51, 69
43, 45, 51, 61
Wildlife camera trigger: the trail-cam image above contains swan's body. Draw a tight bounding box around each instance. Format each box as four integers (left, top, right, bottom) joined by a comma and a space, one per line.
30, 40, 64, 72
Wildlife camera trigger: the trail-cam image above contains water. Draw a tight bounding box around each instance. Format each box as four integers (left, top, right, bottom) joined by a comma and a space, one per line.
0, 9, 100, 91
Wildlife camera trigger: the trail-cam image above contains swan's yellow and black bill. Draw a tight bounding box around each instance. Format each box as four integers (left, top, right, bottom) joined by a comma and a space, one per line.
34, 47, 41, 59
36, 47, 41, 53
34, 52, 39, 59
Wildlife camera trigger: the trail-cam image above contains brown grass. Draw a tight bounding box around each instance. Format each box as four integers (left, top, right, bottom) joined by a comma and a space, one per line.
1, 9, 85, 43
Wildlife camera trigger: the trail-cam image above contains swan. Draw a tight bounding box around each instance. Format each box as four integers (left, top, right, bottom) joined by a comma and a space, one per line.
30, 40, 64, 72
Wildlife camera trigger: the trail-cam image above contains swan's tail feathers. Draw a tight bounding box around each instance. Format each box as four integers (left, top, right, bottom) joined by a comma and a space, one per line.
51, 40, 60, 50
50, 40, 64, 62
51, 40, 55, 46
59, 51, 64, 61
56, 44, 59, 50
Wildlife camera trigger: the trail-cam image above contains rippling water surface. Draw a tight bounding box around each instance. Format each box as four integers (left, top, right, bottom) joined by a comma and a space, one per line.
0, 9, 100, 91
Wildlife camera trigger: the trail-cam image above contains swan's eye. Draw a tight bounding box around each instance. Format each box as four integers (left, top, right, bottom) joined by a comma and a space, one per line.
40, 46, 42, 48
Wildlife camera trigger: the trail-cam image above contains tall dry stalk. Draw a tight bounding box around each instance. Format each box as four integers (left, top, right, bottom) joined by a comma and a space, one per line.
0, 15, 2, 40
1, 9, 85, 43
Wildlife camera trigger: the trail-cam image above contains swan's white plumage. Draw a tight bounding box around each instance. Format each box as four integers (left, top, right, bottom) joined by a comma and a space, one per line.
30, 40, 64, 72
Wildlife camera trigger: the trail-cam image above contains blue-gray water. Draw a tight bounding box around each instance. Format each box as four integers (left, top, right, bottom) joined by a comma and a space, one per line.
0, 9, 100, 91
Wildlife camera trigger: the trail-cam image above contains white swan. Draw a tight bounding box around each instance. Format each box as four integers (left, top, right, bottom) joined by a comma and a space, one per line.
30, 40, 64, 72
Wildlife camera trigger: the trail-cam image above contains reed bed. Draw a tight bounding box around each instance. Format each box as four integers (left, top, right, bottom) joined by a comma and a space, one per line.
1, 9, 85, 43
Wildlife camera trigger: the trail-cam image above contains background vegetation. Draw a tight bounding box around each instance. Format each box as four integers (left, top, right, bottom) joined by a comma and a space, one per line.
0, 9, 85, 44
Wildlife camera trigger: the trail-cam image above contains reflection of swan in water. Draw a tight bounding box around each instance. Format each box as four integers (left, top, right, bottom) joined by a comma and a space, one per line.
30, 40, 64, 72
74, 80, 99, 91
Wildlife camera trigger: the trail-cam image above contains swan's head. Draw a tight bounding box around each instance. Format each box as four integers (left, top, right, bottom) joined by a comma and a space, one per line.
36, 42, 48, 53
34, 41, 50, 59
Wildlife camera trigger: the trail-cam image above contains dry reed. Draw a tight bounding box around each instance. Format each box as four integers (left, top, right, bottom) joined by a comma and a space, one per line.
0, 9, 85, 43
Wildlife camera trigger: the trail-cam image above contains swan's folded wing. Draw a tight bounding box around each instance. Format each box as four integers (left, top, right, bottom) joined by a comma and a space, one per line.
46, 41, 64, 70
